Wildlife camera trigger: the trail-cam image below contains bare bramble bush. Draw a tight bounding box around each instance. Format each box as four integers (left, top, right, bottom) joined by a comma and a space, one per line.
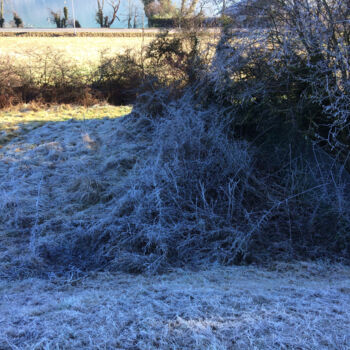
1, 94, 345, 277
1, 4, 349, 276
145, 30, 207, 88
0, 48, 98, 107
206, 0, 349, 159
92, 49, 144, 105
195, 0, 350, 259
0, 31, 207, 109
91, 30, 210, 107
0, 56, 22, 108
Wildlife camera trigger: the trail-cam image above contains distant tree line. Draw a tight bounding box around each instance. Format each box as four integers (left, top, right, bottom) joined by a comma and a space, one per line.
0, 0, 24, 28
0, 0, 284, 29
0, 0, 208, 29
50, 6, 81, 28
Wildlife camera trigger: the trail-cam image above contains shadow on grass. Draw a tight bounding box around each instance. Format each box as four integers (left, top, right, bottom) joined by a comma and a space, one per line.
0, 104, 133, 147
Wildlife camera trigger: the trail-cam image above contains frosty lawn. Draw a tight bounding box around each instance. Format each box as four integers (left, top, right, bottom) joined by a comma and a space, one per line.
0, 104, 132, 147
0, 262, 349, 349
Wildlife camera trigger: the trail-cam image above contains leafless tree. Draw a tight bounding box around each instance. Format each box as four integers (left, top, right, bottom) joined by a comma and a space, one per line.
180, 0, 200, 18
96, 0, 121, 28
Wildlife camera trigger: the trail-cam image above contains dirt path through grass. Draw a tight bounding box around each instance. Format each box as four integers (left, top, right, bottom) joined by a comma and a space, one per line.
0, 263, 349, 349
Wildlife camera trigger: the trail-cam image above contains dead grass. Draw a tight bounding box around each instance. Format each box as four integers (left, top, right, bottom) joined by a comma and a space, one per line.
0, 262, 349, 349
0, 37, 154, 66
0, 34, 219, 66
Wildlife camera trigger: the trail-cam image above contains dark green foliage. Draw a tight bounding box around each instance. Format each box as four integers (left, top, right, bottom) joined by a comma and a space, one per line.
51, 11, 61, 28
51, 7, 68, 28
148, 17, 176, 27
144, 0, 177, 20
13, 12, 23, 28
0, 0, 3, 28
148, 16, 205, 28
63, 6, 68, 23
95, 6, 105, 27
50, 6, 81, 29
140, 0, 155, 18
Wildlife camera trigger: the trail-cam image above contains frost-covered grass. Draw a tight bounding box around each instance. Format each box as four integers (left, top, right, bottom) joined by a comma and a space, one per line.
0, 97, 257, 277
0, 102, 139, 278
0, 84, 349, 349
1, 95, 348, 279
0, 104, 132, 147
0, 262, 349, 349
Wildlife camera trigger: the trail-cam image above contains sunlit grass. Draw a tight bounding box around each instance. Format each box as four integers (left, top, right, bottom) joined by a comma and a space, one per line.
0, 34, 219, 66
0, 104, 132, 147
0, 37, 154, 65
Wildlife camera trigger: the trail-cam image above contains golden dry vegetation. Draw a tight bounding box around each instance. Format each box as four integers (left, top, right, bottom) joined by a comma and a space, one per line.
0, 36, 154, 65
0, 32, 219, 65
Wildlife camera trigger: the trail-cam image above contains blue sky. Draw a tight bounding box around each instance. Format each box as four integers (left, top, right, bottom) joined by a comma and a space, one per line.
2, 0, 145, 28
1, 0, 219, 28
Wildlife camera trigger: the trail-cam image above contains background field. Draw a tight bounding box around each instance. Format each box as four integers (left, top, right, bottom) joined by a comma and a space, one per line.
0, 36, 154, 65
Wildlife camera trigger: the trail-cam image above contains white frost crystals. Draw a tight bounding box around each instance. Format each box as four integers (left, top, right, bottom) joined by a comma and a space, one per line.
0, 93, 349, 278
0, 100, 257, 277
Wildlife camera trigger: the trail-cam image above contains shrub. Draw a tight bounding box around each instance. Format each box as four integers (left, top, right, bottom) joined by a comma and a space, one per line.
92, 49, 144, 105
204, 0, 350, 163
145, 30, 207, 88
50, 7, 69, 28
30, 94, 350, 274
13, 12, 23, 28
0, 28, 211, 109
90, 29, 208, 105
0, 48, 99, 107
0, 56, 23, 107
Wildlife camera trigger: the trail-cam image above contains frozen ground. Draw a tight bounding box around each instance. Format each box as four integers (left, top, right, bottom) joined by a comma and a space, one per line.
0, 107, 349, 349
0, 108, 145, 277
0, 262, 349, 349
